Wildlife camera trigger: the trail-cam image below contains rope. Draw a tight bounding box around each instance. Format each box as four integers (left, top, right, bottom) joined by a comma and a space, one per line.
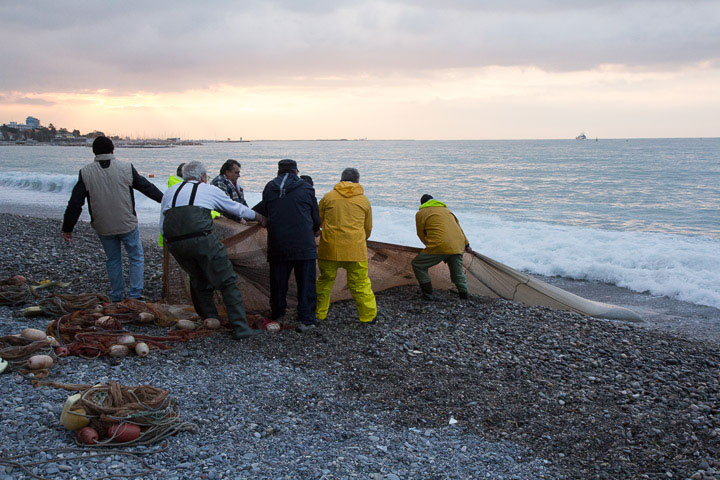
0, 444, 167, 480
33, 293, 110, 317
0, 277, 71, 306
33, 381, 197, 447
0, 336, 55, 377
46, 309, 211, 358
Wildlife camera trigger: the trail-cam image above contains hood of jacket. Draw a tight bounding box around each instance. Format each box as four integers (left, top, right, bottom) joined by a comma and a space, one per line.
419, 199, 447, 209
333, 181, 364, 198
265, 173, 307, 200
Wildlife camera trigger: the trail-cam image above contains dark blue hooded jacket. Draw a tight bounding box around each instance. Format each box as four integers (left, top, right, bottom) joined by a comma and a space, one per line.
253, 172, 321, 262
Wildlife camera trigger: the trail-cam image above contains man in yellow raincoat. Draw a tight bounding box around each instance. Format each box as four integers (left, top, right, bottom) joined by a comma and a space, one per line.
316, 168, 377, 324
412, 194, 472, 301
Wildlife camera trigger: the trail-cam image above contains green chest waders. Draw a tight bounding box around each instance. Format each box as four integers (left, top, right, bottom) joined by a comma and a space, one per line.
164, 182, 260, 339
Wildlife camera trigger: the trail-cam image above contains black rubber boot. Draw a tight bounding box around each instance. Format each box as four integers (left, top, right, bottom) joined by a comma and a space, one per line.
232, 321, 263, 340
459, 291, 468, 300
419, 282, 434, 301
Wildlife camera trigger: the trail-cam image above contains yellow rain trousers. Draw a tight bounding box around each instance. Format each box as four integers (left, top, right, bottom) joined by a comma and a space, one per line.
316, 260, 377, 322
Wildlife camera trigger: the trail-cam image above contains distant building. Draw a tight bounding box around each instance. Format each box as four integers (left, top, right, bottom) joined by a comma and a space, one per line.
8, 121, 31, 131
26, 116, 40, 128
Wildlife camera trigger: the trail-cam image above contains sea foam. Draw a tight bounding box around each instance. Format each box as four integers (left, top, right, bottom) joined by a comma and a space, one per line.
1, 173, 719, 310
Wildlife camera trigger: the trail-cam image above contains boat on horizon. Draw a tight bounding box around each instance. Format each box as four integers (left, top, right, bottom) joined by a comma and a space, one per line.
576, 132, 587, 140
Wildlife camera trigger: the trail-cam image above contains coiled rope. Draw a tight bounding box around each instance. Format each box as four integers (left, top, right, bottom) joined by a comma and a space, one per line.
33, 381, 197, 447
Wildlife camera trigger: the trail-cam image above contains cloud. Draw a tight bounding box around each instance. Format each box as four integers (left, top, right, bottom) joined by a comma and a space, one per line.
0, 1, 718, 94
0, 94, 56, 106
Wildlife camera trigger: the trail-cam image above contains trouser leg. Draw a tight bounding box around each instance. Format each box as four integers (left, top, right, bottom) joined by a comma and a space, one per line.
294, 259, 317, 325
121, 226, 144, 299
411, 252, 444, 285
446, 254, 468, 295
345, 261, 377, 322
97, 233, 125, 302
315, 260, 338, 321
269, 262, 291, 320
169, 245, 219, 319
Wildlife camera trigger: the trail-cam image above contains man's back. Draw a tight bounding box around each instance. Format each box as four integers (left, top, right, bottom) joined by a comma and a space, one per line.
318, 181, 372, 262
80, 155, 136, 236
255, 173, 320, 262
416, 203, 467, 255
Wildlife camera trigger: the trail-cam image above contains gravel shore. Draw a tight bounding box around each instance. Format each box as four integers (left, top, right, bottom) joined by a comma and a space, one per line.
1, 213, 720, 479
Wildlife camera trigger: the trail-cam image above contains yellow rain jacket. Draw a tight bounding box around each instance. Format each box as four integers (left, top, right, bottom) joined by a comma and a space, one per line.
318, 181, 372, 262
415, 199, 469, 255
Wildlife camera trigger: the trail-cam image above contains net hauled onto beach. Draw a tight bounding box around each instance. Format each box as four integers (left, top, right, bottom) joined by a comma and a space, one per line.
162, 218, 641, 322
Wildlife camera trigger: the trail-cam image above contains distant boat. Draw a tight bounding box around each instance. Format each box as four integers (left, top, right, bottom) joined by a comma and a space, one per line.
575, 132, 587, 140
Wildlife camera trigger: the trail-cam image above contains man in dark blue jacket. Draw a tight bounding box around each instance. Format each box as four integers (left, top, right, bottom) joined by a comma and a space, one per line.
253, 159, 321, 332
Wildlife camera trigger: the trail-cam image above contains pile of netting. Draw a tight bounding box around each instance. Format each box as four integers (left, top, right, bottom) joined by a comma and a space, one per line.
0, 276, 70, 307
46, 309, 208, 358
35, 381, 196, 447
0, 276, 33, 305
24, 292, 110, 318
0, 336, 56, 377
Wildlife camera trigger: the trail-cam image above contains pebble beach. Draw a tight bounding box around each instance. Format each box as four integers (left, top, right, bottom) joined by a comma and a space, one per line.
1, 212, 720, 480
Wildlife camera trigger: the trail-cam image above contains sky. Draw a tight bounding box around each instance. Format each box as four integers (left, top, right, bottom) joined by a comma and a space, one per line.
1, 0, 719, 140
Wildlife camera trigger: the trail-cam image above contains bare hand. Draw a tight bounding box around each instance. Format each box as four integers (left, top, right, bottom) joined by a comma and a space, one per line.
314, 229, 321, 237
240, 218, 247, 225
255, 213, 267, 227
465, 245, 473, 254
63, 232, 72, 242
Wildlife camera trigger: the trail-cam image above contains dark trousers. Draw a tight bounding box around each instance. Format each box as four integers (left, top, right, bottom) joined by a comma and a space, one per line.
269, 259, 317, 325
169, 234, 250, 333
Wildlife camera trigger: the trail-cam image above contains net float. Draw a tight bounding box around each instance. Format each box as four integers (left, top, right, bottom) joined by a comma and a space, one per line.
135, 342, 149, 357
60, 396, 90, 431
109, 345, 129, 358
138, 312, 155, 323
54, 346, 69, 357
12, 275, 27, 284
27, 355, 54, 370
46, 335, 59, 346
203, 318, 221, 329
95, 316, 115, 329
116, 335, 136, 345
21, 328, 47, 341
176, 319, 196, 331
265, 321, 281, 333
0, 358, 7, 374
77, 426, 98, 444
107, 423, 141, 442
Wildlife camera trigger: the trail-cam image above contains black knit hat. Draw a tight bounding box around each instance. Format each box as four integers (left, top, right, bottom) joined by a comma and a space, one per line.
92, 136, 114, 155
420, 194, 433, 204
278, 159, 298, 172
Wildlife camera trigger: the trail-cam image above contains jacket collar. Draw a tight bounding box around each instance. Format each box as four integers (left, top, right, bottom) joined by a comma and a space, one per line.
94, 154, 115, 162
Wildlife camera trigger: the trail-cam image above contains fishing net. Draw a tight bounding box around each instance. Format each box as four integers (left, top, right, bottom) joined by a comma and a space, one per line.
0, 276, 72, 307
25, 292, 110, 317
162, 217, 640, 321
0, 276, 35, 306
0, 336, 55, 377
33, 381, 196, 447
46, 310, 210, 358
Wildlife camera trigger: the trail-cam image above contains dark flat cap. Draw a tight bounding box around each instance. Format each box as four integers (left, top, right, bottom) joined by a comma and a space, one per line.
278, 159, 298, 170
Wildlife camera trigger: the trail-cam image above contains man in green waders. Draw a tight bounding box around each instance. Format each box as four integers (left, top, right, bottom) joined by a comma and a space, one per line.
160, 161, 265, 339
412, 194, 473, 301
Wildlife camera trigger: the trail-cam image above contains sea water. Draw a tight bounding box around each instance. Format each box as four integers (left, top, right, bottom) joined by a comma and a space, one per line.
0, 139, 718, 309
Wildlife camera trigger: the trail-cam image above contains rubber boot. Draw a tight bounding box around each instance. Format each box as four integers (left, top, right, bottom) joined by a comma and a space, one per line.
419, 282, 434, 301
231, 319, 263, 340
458, 291, 468, 300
